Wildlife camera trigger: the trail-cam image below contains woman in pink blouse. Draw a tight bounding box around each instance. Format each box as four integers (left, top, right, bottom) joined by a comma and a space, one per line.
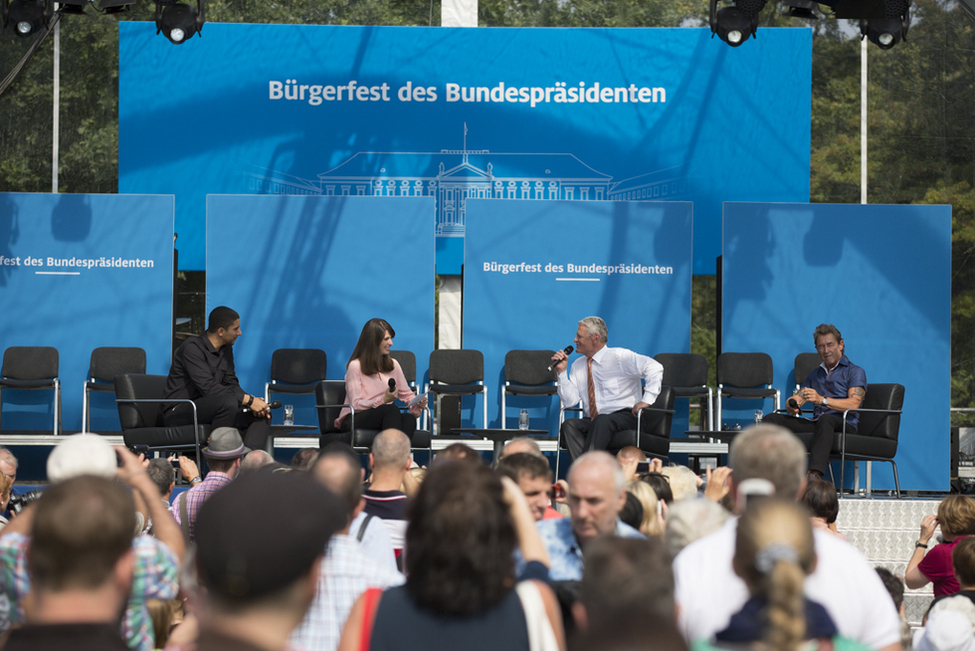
335, 318, 427, 440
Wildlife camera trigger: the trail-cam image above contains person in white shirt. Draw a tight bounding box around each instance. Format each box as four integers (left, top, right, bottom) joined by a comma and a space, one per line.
672, 424, 903, 651
550, 316, 664, 461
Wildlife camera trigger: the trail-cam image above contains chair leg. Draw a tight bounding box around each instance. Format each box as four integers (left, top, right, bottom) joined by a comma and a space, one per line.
82, 383, 90, 434
891, 460, 901, 498
55, 380, 61, 436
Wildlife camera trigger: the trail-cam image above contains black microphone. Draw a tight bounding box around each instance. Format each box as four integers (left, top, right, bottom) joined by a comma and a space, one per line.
388, 378, 396, 392
268, 400, 282, 409
788, 398, 799, 411
547, 346, 575, 372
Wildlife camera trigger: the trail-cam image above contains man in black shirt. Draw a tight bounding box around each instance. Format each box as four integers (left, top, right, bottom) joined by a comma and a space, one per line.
164, 306, 271, 450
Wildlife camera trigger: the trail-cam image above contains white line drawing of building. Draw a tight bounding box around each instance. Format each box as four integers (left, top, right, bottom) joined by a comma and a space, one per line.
245, 128, 695, 237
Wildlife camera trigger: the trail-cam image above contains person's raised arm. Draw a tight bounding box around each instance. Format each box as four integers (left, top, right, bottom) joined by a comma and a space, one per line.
116, 446, 186, 561
905, 514, 937, 589
556, 359, 582, 413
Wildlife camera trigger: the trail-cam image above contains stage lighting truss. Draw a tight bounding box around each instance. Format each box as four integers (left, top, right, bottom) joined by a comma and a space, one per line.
153, 0, 204, 44
709, 0, 910, 49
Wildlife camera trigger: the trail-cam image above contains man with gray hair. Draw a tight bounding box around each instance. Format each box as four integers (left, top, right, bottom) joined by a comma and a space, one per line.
672, 424, 902, 651
551, 316, 664, 461
536, 451, 643, 581
363, 429, 412, 562
500, 436, 544, 459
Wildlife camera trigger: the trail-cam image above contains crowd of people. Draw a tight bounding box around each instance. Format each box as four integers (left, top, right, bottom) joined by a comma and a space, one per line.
0, 421, 969, 651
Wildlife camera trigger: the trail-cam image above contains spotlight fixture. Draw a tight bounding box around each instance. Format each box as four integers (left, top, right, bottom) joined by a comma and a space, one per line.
1, 0, 53, 36
860, 16, 905, 48
709, 0, 764, 46
154, 0, 203, 44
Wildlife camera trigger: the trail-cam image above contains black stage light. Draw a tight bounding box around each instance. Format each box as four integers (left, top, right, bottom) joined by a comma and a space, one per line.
712, 6, 759, 46
783, 5, 817, 17
860, 16, 903, 48
2, 0, 52, 36
154, 0, 203, 44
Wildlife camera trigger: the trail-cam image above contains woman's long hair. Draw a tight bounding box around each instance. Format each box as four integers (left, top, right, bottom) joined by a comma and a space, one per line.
735, 499, 816, 651
347, 318, 395, 376
405, 461, 517, 616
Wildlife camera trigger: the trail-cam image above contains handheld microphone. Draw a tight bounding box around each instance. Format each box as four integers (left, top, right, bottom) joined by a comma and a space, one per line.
268, 400, 282, 409
547, 346, 575, 372
788, 398, 799, 410
388, 378, 396, 391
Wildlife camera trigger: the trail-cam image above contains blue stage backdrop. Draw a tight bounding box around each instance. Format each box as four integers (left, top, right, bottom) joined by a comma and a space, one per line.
0, 193, 173, 432
119, 23, 810, 274
464, 199, 693, 437
206, 195, 435, 427
722, 202, 951, 491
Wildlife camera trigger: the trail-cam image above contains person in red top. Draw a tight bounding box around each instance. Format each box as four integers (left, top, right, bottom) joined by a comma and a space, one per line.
907, 495, 975, 598
336, 318, 426, 440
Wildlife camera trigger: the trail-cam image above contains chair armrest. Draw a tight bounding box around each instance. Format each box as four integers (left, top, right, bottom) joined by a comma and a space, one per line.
115, 398, 202, 470
635, 405, 676, 431
840, 406, 902, 431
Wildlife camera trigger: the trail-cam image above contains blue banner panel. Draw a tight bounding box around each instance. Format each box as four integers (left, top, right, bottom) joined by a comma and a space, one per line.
722, 202, 951, 491
119, 23, 810, 273
0, 193, 174, 431
206, 195, 435, 426
464, 199, 693, 435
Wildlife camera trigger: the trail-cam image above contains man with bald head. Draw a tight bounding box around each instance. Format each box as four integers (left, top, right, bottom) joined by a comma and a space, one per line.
536, 451, 644, 581
500, 436, 544, 460
363, 429, 412, 563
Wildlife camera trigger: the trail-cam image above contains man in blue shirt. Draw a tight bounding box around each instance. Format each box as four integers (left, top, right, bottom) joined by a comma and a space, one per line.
536, 451, 644, 581
763, 324, 867, 479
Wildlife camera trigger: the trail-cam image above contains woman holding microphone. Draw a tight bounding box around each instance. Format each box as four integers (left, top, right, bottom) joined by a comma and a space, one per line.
335, 318, 426, 440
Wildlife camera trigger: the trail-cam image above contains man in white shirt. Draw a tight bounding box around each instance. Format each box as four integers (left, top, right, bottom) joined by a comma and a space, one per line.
672, 424, 902, 651
551, 316, 664, 461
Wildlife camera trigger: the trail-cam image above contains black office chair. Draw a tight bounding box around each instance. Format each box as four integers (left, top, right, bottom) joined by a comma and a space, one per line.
0, 346, 60, 435
114, 373, 208, 470
389, 350, 417, 387
654, 353, 712, 431
425, 350, 487, 433
793, 352, 822, 393
715, 352, 780, 430
315, 380, 431, 452
831, 383, 905, 497
264, 348, 327, 403
556, 387, 675, 477
501, 350, 558, 430
83, 347, 146, 433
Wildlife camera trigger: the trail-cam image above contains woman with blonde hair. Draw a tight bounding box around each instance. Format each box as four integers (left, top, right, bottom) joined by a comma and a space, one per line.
692, 498, 868, 651
625, 480, 664, 538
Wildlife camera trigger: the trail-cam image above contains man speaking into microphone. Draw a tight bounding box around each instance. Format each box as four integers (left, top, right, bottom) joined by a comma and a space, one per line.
552, 316, 664, 461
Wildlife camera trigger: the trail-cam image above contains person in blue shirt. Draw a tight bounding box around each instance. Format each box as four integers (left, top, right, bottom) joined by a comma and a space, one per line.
763, 324, 867, 479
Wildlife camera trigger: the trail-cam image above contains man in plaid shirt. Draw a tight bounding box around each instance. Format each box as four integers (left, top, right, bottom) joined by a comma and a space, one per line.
0, 440, 183, 651
170, 427, 246, 543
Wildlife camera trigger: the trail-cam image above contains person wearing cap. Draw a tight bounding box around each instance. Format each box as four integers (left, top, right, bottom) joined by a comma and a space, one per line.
192, 467, 345, 651
0, 442, 182, 651
170, 427, 247, 543
163, 306, 272, 450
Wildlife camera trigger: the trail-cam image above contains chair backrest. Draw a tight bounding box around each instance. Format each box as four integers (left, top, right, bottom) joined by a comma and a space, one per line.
654, 353, 708, 388
794, 352, 822, 388
2, 346, 58, 381
646, 386, 676, 438
114, 373, 168, 429
504, 350, 556, 386
389, 350, 416, 385
429, 349, 483, 385
90, 347, 146, 382
857, 383, 905, 441
315, 380, 348, 435
270, 349, 327, 386
717, 353, 773, 388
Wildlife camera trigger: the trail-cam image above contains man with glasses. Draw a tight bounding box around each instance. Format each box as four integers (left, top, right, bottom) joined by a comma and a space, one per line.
763, 323, 866, 479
